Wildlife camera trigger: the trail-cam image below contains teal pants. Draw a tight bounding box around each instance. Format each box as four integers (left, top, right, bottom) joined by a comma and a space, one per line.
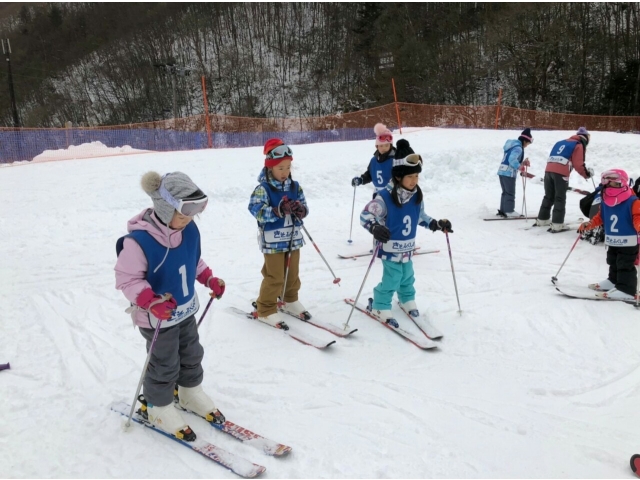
372, 259, 416, 310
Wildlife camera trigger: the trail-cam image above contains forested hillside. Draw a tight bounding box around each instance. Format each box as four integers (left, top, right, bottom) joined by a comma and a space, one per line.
1, 2, 640, 127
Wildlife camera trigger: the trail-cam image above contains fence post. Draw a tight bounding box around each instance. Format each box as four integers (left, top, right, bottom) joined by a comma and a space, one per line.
494, 88, 502, 129
201, 75, 213, 148
392, 78, 403, 134
65, 121, 72, 148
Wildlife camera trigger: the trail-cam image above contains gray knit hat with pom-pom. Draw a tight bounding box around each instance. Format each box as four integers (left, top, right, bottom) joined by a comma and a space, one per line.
141, 171, 203, 224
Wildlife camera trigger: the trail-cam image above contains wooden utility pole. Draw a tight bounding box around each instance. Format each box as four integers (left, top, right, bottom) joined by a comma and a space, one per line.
2, 39, 20, 127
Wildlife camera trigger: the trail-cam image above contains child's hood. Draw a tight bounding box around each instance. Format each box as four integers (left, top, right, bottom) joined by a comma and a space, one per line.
126, 208, 183, 248
503, 139, 521, 152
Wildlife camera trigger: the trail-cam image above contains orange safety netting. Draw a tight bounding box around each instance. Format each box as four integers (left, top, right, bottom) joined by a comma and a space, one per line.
1, 102, 639, 164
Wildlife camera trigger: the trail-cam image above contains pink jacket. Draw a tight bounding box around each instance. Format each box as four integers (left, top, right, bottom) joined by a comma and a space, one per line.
114, 208, 210, 328
545, 135, 589, 179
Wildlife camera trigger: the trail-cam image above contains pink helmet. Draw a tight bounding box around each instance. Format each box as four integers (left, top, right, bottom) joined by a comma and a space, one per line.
601, 168, 632, 206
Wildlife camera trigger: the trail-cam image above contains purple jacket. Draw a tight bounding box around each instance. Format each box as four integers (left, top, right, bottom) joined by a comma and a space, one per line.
114, 208, 209, 328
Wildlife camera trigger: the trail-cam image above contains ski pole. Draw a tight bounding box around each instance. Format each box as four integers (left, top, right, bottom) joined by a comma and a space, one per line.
299, 223, 341, 285
632, 265, 640, 310
521, 166, 528, 218
348, 185, 356, 244
551, 233, 582, 284
280, 212, 298, 306
444, 231, 462, 315
0, 363, 10, 371
196, 296, 215, 328
344, 242, 380, 330
124, 293, 173, 430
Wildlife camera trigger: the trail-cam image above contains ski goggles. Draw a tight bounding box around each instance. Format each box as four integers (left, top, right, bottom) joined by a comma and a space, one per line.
159, 177, 208, 217
601, 170, 627, 188
377, 133, 393, 144
266, 144, 293, 160
393, 153, 423, 168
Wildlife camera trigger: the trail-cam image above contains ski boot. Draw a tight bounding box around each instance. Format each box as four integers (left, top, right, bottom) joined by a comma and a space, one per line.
366, 298, 399, 328
178, 385, 226, 425
138, 394, 196, 441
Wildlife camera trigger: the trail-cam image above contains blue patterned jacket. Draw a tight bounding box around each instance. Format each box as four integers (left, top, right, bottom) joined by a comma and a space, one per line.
248, 170, 308, 254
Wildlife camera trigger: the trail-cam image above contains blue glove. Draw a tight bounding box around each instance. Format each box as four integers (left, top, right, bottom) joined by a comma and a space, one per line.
351, 176, 363, 187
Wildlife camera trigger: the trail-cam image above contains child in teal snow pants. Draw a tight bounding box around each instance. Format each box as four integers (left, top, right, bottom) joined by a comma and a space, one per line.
360, 152, 452, 326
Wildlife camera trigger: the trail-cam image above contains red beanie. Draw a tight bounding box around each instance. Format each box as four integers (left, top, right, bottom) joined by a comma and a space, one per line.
263, 138, 292, 167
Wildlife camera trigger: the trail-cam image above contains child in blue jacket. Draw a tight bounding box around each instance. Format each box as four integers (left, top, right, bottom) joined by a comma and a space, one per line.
497, 128, 532, 217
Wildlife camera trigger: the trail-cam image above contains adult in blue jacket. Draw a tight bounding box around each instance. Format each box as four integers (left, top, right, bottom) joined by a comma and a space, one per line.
496, 128, 533, 217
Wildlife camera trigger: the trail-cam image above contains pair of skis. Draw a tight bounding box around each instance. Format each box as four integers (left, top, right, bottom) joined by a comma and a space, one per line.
227, 302, 358, 350
344, 298, 443, 349
111, 400, 291, 478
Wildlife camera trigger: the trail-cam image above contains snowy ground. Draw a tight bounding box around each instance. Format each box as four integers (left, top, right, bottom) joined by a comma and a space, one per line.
2, 128, 640, 478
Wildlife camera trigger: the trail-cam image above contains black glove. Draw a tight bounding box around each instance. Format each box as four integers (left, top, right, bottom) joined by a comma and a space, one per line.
438, 219, 453, 233
352, 176, 363, 187
290, 200, 307, 219
369, 223, 391, 243
428, 219, 453, 233
274, 196, 292, 218
586, 167, 594, 179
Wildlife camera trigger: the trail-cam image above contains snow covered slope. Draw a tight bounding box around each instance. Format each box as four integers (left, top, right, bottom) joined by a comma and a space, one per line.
2, 128, 640, 478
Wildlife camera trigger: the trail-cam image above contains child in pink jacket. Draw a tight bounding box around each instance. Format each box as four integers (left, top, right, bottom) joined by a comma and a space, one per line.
115, 171, 225, 441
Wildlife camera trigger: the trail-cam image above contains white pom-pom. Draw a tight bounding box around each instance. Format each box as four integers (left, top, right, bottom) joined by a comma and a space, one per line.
374, 123, 388, 136
141, 171, 162, 193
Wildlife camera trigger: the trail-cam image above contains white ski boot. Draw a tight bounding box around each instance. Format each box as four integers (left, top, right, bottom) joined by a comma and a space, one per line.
595, 288, 635, 300
178, 385, 225, 425
257, 312, 289, 330
588, 279, 615, 291
399, 300, 420, 318
534, 218, 551, 227
280, 300, 312, 320
505, 211, 521, 218
366, 298, 399, 328
550, 222, 568, 232
139, 395, 196, 441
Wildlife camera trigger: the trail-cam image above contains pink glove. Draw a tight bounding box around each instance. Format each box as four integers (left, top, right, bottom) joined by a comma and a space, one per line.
522, 158, 530, 167
197, 268, 226, 299
136, 288, 177, 321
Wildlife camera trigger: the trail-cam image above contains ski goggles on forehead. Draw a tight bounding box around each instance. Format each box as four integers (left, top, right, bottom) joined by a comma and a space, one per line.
159, 178, 208, 217
394, 153, 423, 167
377, 134, 393, 144
266, 144, 292, 160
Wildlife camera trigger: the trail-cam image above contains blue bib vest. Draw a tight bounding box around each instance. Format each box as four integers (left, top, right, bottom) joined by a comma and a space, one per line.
377, 189, 421, 255
548, 140, 577, 166
368, 156, 394, 191
497, 144, 523, 176
602, 196, 638, 247
261, 181, 302, 245
125, 221, 201, 328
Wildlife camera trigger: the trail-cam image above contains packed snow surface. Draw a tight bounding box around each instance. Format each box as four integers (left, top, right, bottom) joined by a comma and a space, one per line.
2, 128, 640, 478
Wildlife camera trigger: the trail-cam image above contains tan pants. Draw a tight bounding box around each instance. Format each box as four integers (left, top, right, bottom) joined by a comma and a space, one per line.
256, 249, 301, 317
